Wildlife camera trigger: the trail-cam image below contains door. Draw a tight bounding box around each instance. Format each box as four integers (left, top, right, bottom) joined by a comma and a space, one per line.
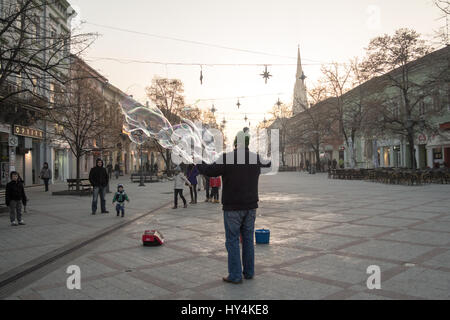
445, 148, 450, 168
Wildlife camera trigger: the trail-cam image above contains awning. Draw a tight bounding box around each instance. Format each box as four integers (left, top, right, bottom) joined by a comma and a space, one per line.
440, 122, 450, 130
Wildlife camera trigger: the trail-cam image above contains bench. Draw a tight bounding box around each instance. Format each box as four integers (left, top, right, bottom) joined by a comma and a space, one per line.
130, 173, 160, 183
67, 179, 92, 192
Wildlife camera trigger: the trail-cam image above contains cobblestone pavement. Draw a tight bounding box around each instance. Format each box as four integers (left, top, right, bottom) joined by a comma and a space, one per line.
2, 173, 450, 300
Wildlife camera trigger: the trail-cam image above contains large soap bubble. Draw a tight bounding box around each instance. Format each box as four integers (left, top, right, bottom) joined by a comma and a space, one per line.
120, 96, 220, 165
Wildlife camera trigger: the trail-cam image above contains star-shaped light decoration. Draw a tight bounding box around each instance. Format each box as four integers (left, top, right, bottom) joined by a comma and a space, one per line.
276, 98, 282, 107
260, 65, 272, 84
237, 99, 241, 109
211, 104, 216, 114
300, 72, 307, 82
200, 66, 204, 85
244, 115, 248, 122
222, 118, 227, 127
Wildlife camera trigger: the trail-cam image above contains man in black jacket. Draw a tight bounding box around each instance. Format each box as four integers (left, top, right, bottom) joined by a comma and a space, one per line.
198, 130, 271, 284
6, 171, 27, 226
89, 158, 109, 215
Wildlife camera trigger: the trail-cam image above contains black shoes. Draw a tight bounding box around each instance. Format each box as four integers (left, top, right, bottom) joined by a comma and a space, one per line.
101, 211, 109, 214
222, 277, 243, 284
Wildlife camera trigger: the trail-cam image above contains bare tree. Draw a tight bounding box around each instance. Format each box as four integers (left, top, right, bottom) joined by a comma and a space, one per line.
320, 62, 360, 167
268, 101, 293, 167
145, 77, 193, 171
0, 0, 96, 105
46, 59, 119, 190
292, 97, 338, 171
360, 28, 441, 169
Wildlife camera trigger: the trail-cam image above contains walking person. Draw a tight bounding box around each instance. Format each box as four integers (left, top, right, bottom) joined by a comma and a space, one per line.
204, 174, 211, 202
107, 163, 113, 180
198, 129, 271, 284
89, 158, 109, 215
173, 166, 191, 209
39, 162, 52, 192
187, 164, 199, 204
210, 176, 221, 203
6, 171, 27, 226
112, 184, 130, 218
114, 163, 120, 180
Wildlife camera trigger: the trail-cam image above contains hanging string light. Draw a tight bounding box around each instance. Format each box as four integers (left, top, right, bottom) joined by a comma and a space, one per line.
200, 65, 204, 85
260, 65, 272, 84
276, 98, 282, 107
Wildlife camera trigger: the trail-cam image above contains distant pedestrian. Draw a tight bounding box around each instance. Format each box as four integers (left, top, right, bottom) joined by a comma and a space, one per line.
39, 162, 52, 192
332, 159, 338, 170
204, 175, 211, 202
89, 158, 109, 215
173, 166, 191, 209
107, 163, 113, 180
209, 176, 221, 203
114, 163, 120, 179
6, 171, 27, 226
187, 164, 199, 204
112, 184, 130, 218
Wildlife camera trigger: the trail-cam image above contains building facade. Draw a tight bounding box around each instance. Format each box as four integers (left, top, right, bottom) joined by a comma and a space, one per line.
0, 0, 74, 187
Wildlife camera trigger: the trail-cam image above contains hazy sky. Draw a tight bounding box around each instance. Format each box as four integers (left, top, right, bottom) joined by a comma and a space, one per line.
68, 0, 445, 139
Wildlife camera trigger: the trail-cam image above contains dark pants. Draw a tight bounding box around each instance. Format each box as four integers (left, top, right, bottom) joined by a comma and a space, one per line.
174, 189, 186, 207
92, 186, 107, 213
9, 200, 22, 223
224, 210, 257, 282
189, 185, 197, 203
43, 178, 49, 192
211, 187, 219, 200
116, 203, 125, 217
205, 178, 210, 199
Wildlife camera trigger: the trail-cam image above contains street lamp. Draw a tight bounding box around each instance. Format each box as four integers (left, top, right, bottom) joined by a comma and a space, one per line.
139, 144, 145, 187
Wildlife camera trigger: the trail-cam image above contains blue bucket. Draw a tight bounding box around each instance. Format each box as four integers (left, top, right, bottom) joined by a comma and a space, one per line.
255, 229, 270, 244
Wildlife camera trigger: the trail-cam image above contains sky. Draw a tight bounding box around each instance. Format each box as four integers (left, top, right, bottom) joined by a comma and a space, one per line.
68, 0, 445, 140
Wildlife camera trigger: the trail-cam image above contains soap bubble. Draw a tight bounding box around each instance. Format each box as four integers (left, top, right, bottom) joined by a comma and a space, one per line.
120, 97, 220, 165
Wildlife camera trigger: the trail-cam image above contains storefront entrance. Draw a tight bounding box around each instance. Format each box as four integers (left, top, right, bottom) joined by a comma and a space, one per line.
445, 148, 450, 168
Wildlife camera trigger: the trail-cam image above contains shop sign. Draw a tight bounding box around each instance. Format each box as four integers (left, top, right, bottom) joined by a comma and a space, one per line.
8, 135, 19, 147
418, 134, 428, 144
14, 125, 44, 139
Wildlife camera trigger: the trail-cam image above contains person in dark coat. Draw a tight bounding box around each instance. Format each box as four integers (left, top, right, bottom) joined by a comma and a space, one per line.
89, 158, 109, 215
6, 171, 27, 226
187, 164, 199, 204
114, 163, 120, 179
107, 163, 113, 180
39, 162, 52, 192
198, 129, 271, 284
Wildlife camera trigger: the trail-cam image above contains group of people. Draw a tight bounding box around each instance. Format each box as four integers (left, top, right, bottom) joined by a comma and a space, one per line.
89, 158, 130, 218
172, 164, 222, 209
6, 127, 272, 286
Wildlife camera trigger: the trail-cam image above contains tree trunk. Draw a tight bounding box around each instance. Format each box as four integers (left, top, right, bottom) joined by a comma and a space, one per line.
407, 133, 416, 170
76, 154, 81, 191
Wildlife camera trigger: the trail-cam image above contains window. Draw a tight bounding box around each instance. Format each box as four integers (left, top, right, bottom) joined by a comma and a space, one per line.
433, 93, 441, 112
31, 77, 38, 94
419, 101, 426, 116
34, 15, 40, 39
50, 83, 55, 104
392, 103, 399, 119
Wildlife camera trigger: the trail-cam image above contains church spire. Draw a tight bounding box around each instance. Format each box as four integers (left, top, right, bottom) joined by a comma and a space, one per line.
293, 46, 308, 115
